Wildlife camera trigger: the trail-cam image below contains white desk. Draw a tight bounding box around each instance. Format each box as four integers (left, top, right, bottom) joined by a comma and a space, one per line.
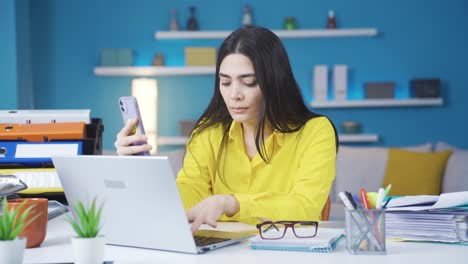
25, 216, 468, 264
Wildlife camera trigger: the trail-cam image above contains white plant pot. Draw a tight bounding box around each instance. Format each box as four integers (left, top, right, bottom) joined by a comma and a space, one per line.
0, 237, 27, 264
71, 236, 105, 264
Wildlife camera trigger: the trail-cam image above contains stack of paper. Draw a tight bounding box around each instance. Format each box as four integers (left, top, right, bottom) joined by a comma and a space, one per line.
0, 168, 63, 194
385, 191, 468, 244
47, 200, 69, 220
250, 228, 344, 253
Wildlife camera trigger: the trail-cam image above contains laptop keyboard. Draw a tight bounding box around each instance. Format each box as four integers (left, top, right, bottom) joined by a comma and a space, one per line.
194, 235, 230, 247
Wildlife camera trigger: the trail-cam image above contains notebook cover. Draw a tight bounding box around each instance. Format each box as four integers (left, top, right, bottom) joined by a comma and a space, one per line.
250, 236, 343, 253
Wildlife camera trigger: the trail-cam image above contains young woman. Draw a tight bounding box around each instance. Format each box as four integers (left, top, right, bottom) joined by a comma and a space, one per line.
115, 26, 338, 232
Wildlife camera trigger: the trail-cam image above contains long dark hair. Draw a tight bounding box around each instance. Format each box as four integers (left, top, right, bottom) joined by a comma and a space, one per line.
189, 25, 337, 163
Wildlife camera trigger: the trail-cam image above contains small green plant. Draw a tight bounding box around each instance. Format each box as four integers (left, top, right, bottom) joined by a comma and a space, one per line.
66, 197, 103, 238
0, 198, 37, 241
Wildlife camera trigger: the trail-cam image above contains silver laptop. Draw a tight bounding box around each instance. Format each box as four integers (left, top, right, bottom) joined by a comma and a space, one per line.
52, 155, 254, 254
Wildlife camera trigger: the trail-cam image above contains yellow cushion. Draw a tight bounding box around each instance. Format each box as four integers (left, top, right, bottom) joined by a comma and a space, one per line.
383, 148, 452, 196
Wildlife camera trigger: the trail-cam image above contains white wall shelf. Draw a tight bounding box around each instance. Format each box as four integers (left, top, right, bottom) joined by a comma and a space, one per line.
310, 98, 443, 108
94, 66, 216, 77
155, 28, 378, 40
339, 134, 379, 143
158, 134, 378, 146
158, 136, 189, 146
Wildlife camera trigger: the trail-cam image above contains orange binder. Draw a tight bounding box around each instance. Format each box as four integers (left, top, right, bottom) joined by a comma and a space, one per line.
0, 122, 86, 142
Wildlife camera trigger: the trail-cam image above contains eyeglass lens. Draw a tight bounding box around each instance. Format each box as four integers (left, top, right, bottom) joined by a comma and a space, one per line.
293, 222, 317, 237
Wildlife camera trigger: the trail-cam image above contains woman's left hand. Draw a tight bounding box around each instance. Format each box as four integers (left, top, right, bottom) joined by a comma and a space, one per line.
187, 194, 239, 233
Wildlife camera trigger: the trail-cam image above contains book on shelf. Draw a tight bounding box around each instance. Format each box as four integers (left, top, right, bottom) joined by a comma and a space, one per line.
250, 228, 344, 253
386, 191, 468, 244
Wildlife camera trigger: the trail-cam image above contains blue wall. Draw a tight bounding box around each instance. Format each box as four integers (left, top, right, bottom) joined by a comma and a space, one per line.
0, 0, 33, 109
16, 0, 34, 109
23, 0, 468, 150
0, 0, 18, 108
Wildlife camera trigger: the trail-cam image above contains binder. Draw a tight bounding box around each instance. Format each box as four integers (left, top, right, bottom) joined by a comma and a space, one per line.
0, 168, 63, 194
0, 141, 82, 165
82, 118, 104, 155
0, 122, 86, 142
0, 109, 91, 124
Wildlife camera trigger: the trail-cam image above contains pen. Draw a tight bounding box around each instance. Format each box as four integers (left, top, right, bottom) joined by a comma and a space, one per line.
353, 194, 362, 209
383, 184, 392, 197
340, 191, 384, 251
345, 191, 357, 209
376, 188, 384, 209
360, 188, 371, 209
339, 191, 356, 210
382, 197, 392, 208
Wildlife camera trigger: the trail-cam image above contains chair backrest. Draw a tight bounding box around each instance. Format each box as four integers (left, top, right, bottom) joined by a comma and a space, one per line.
321, 196, 331, 221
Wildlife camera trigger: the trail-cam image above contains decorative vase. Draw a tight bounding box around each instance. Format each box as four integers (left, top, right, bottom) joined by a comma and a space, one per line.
7, 198, 48, 248
0, 237, 27, 264
71, 236, 105, 264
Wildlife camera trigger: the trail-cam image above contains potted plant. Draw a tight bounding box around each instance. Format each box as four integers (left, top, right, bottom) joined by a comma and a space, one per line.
0, 198, 38, 264
66, 197, 105, 264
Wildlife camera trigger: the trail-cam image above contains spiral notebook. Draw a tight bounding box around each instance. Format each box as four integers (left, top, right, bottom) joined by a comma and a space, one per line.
250, 228, 344, 253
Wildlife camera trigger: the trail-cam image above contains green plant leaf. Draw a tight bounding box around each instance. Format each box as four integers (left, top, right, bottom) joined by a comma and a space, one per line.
91, 206, 103, 237
75, 201, 89, 235
0, 199, 42, 240
0, 221, 4, 239
1, 198, 11, 239
87, 198, 98, 237
4, 210, 15, 239
68, 197, 103, 238
8, 205, 34, 240
65, 215, 85, 237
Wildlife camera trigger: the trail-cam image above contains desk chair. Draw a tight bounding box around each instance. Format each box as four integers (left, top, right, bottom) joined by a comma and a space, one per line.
321, 196, 331, 221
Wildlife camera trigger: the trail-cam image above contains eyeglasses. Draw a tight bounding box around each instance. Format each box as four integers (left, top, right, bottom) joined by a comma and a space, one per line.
256, 221, 319, 240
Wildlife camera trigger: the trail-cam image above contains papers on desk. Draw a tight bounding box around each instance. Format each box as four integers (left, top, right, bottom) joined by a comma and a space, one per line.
386, 192, 468, 211
0, 168, 63, 194
48, 200, 68, 220
386, 191, 468, 244
250, 228, 344, 253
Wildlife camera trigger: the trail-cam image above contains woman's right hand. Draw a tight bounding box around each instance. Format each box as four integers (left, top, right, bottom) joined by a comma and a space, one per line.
114, 118, 153, 155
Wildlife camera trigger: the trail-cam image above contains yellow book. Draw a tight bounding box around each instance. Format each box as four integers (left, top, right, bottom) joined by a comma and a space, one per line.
185, 47, 217, 66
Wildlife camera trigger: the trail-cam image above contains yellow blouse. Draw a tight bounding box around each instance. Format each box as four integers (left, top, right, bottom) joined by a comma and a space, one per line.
176, 116, 336, 225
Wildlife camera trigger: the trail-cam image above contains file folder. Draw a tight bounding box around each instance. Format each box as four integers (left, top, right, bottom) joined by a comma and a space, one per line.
0, 141, 82, 165
0, 168, 63, 194
0, 122, 86, 142
0, 109, 91, 124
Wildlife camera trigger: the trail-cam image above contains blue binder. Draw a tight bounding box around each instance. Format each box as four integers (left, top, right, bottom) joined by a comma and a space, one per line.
0, 141, 82, 165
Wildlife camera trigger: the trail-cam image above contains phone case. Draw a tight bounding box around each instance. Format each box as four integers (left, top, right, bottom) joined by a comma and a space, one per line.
0, 122, 86, 142
119, 96, 150, 156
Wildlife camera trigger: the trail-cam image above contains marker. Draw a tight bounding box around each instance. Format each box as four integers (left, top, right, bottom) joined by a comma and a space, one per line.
384, 184, 392, 197
360, 188, 371, 209
383, 197, 392, 208
339, 191, 356, 210
353, 194, 362, 209
345, 191, 357, 209
376, 188, 384, 209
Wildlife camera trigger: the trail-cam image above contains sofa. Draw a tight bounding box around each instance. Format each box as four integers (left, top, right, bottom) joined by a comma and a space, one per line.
162, 141, 468, 221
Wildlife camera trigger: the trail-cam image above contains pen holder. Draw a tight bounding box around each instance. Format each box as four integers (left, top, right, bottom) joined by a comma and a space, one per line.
345, 209, 386, 255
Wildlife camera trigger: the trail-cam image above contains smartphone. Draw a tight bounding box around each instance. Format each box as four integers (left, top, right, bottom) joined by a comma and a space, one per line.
118, 96, 150, 156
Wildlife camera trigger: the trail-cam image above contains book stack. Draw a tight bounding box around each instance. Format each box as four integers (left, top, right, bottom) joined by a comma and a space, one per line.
250, 228, 344, 253
0, 110, 103, 200
385, 191, 468, 244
